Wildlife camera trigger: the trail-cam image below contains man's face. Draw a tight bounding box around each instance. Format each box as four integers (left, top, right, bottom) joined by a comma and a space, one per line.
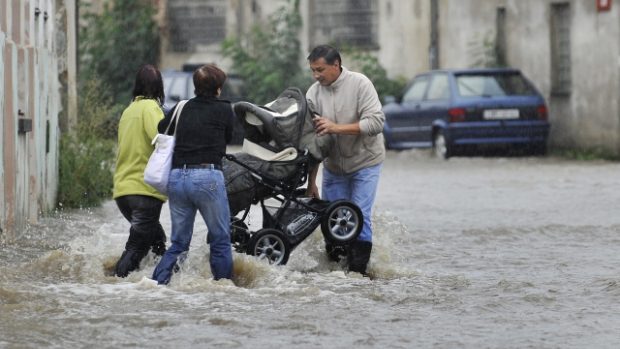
309, 57, 341, 86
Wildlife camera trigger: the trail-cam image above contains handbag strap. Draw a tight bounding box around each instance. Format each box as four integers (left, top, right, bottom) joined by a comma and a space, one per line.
164, 100, 188, 136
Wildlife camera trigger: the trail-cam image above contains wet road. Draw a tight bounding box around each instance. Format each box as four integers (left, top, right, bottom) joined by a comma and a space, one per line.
1, 149, 620, 348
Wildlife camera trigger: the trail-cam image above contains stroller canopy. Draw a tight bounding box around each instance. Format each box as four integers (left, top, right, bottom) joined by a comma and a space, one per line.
233, 87, 330, 162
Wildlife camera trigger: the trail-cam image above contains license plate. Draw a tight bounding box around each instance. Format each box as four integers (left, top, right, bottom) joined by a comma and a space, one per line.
483, 109, 520, 120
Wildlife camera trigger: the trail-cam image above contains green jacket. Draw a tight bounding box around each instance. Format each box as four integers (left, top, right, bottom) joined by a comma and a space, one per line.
113, 97, 166, 201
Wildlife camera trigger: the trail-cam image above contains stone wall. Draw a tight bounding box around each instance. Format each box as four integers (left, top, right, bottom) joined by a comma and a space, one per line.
0, 0, 77, 238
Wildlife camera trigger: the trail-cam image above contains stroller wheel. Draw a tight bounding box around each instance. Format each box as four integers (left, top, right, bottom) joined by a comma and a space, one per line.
230, 218, 250, 253
248, 228, 291, 265
321, 200, 363, 243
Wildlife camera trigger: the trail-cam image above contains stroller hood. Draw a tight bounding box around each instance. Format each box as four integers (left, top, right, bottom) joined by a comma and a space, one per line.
233, 87, 330, 161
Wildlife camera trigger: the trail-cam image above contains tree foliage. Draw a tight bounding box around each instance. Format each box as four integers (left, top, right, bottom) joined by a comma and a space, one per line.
58, 0, 160, 209
222, 0, 405, 103
342, 48, 407, 101
222, 0, 311, 104
58, 79, 117, 208
468, 31, 505, 68
79, 0, 160, 105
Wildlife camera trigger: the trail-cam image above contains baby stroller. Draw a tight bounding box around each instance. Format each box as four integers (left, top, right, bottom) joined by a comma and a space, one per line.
223, 87, 363, 265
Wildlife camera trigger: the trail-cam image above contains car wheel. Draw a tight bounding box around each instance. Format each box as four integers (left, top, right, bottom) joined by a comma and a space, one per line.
433, 130, 451, 159
530, 143, 547, 156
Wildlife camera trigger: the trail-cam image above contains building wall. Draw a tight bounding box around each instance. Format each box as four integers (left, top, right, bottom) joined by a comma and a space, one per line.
549, 0, 619, 152
159, 0, 286, 71
376, 0, 431, 79
382, 0, 620, 154
0, 0, 76, 239
157, 0, 620, 155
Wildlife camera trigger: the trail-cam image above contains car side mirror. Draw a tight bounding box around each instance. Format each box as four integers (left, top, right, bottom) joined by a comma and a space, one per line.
170, 95, 181, 102
383, 95, 396, 105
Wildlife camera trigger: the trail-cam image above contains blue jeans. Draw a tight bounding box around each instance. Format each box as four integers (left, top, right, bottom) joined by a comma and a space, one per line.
152, 168, 233, 284
321, 163, 382, 242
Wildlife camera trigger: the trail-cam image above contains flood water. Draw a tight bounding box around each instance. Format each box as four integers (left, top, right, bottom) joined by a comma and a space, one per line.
2, 150, 620, 348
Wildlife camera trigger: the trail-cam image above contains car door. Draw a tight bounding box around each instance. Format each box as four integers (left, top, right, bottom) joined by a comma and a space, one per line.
384, 75, 430, 146
416, 73, 451, 143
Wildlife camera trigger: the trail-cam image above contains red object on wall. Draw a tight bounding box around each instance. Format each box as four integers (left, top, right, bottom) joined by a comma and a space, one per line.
597, 0, 612, 11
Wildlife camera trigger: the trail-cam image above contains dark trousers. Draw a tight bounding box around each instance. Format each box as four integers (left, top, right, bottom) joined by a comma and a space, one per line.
115, 195, 166, 252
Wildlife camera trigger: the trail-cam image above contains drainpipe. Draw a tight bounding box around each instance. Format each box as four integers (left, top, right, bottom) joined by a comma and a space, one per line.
66, 0, 78, 132
429, 0, 439, 69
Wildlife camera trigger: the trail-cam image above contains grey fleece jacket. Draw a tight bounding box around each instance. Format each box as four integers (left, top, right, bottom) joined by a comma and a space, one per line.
306, 66, 386, 174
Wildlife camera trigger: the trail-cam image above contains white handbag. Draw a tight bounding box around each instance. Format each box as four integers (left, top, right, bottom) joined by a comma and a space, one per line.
144, 100, 188, 194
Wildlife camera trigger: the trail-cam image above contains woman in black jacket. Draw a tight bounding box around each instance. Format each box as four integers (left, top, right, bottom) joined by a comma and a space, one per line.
152, 64, 234, 285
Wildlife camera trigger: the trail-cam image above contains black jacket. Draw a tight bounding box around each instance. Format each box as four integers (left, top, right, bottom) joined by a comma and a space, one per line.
159, 95, 233, 167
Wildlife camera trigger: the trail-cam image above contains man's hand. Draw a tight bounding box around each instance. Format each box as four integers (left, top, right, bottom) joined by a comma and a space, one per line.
313, 116, 336, 136
305, 182, 320, 199
313, 115, 361, 136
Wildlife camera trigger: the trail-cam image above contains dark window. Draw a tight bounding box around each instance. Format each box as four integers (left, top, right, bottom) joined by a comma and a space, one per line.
311, 0, 378, 49
550, 3, 571, 95
168, 0, 227, 52
495, 7, 507, 66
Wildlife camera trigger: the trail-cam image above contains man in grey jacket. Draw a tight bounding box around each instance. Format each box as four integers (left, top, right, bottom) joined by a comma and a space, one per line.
305, 45, 385, 276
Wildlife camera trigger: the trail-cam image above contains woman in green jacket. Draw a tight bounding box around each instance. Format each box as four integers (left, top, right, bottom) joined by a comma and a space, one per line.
112, 64, 168, 277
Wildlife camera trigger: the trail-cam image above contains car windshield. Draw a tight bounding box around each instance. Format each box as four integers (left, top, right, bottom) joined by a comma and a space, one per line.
456, 73, 536, 97
167, 75, 187, 99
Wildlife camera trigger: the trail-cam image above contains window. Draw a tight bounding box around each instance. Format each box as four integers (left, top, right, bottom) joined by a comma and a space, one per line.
456, 73, 536, 97
168, 0, 227, 52
426, 74, 450, 100
495, 7, 507, 66
166, 75, 189, 100
550, 3, 571, 95
310, 0, 378, 49
402, 76, 429, 103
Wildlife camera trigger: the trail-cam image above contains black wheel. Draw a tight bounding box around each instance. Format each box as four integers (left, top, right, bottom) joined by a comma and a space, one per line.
433, 130, 451, 159
230, 217, 249, 253
529, 143, 548, 156
247, 228, 291, 265
321, 200, 363, 243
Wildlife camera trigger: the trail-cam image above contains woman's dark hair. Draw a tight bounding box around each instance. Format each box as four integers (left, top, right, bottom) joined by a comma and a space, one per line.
307, 45, 342, 66
193, 64, 227, 97
132, 64, 165, 103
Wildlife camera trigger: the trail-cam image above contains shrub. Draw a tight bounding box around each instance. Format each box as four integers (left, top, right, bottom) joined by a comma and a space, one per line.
57, 78, 119, 209
342, 48, 408, 101
60, 0, 160, 208
222, 0, 311, 103
79, 0, 160, 106
57, 134, 115, 208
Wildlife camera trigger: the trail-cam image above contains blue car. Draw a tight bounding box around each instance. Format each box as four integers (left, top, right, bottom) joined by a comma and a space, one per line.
382, 68, 550, 158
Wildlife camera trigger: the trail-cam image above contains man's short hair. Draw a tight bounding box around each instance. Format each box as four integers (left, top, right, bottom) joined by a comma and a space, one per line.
307, 45, 342, 66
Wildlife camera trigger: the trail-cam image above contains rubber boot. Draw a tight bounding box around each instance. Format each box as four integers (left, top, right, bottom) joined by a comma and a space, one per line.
325, 243, 347, 262
150, 224, 167, 256
347, 240, 372, 276
114, 228, 150, 277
